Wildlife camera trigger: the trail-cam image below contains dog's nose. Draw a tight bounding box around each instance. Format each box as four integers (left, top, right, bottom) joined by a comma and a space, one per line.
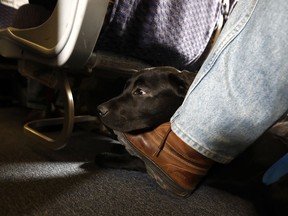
97, 105, 109, 117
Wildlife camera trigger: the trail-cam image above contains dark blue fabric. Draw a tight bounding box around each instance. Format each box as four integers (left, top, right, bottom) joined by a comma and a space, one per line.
263, 153, 288, 185
96, 0, 221, 70
0, 4, 16, 28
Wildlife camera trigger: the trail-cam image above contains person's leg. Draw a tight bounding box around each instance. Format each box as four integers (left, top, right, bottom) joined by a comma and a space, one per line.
171, 0, 288, 164
26, 79, 50, 111
116, 0, 288, 197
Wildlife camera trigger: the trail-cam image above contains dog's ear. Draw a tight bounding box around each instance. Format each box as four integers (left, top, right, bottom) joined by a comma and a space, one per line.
168, 71, 194, 97
180, 70, 197, 85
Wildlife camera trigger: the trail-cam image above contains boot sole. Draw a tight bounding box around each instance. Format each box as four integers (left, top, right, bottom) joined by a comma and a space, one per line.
115, 131, 192, 198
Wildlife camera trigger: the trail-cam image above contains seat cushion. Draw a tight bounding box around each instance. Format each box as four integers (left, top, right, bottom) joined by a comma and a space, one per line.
96, 0, 221, 70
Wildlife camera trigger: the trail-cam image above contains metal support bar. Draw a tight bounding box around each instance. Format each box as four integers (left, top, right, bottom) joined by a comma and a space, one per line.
23, 72, 97, 150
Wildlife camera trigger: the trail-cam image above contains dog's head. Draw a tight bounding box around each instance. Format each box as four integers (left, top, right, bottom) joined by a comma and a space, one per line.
97, 66, 196, 132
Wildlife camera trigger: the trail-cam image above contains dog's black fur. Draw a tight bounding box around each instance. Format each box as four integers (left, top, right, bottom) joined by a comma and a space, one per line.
97, 66, 196, 132
94, 66, 196, 171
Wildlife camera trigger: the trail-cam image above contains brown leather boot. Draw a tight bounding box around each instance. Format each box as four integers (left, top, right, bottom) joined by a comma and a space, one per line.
115, 122, 214, 197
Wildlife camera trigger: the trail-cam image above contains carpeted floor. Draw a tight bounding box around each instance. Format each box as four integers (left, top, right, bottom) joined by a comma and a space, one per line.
0, 105, 261, 216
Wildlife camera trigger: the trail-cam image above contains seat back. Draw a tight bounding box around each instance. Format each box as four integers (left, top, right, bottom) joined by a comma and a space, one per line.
0, 0, 109, 69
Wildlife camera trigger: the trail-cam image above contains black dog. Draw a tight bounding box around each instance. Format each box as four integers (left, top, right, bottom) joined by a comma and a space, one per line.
94, 66, 196, 170
97, 66, 196, 132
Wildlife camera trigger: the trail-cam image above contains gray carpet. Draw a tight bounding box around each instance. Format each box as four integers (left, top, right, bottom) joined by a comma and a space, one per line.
0, 106, 259, 216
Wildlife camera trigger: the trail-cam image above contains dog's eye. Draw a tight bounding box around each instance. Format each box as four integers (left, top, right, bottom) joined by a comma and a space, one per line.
133, 88, 146, 95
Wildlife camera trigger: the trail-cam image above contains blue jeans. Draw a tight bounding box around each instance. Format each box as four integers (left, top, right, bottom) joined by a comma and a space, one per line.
171, 0, 288, 164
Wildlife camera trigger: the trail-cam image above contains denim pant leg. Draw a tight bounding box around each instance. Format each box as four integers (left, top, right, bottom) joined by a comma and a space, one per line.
171, 0, 288, 164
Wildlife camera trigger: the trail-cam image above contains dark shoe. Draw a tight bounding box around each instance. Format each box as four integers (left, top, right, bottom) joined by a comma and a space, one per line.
115, 122, 214, 197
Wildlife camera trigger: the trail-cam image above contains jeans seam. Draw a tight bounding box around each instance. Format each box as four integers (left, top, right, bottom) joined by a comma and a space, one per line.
189, 0, 259, 96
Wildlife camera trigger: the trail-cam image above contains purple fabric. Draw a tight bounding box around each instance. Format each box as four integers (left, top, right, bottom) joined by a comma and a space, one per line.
0, 4, 16, 28
96, 0, 221, 70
